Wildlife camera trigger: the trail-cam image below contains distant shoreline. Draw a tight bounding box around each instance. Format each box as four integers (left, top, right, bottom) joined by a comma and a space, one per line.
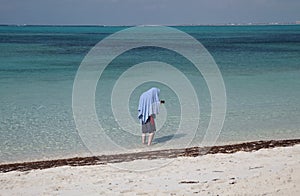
1, 138, 299, 173
0, 23, 299, 27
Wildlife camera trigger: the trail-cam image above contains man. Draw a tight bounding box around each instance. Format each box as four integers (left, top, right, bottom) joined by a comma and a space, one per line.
138, 87, 165, 146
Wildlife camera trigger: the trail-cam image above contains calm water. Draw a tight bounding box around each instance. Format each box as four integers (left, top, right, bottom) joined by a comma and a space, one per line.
0, 25, 300, 163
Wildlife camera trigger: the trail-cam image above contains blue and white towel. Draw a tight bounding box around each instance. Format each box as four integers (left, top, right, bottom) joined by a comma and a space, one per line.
138, 87, 160, 124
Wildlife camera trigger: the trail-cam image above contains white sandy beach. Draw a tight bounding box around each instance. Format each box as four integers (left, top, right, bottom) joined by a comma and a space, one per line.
0, 144, 299, 195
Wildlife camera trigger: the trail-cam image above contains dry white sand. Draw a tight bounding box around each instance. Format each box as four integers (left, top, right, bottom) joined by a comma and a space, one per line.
1, 145, 299, 196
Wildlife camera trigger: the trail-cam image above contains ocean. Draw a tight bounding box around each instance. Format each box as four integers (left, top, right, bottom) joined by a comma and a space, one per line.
0, 25, 300, 163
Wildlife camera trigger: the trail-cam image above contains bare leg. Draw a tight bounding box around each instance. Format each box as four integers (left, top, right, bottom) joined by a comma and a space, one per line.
148, 132, 155, 146
142, 133, 146, 144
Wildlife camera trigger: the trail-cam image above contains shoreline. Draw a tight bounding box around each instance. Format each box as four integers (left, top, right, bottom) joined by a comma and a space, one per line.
1, 142, 299, 195
1, 138, 300, 173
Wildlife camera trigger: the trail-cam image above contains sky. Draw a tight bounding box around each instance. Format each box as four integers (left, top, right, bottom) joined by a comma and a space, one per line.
0, 0, 299, 25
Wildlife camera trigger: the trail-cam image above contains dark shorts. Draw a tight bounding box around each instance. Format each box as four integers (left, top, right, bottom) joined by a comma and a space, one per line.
142, 117, 156, 133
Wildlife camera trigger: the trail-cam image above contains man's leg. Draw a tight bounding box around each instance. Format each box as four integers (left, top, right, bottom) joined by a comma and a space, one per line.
148, 132, 154, 146
142, 133, 146, 144
148, 115, 156, 146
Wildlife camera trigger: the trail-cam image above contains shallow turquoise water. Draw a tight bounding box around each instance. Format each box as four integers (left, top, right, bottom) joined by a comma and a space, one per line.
0, 25, 300, 163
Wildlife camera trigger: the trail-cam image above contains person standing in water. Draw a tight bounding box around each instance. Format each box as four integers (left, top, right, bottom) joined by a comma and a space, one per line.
138, 87, 165, 146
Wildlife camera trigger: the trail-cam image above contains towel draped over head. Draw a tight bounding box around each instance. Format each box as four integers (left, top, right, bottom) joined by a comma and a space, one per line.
138, 87, 160, 124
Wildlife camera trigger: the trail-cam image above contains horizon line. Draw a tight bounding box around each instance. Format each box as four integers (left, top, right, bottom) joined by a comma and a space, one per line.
0, 22, 299, 27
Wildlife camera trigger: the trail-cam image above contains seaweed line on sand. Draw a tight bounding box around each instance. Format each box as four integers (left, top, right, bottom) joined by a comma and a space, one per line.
1, 139, 299, 173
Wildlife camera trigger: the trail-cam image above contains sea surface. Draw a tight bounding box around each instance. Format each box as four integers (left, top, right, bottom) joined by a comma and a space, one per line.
0, 25, 300, 163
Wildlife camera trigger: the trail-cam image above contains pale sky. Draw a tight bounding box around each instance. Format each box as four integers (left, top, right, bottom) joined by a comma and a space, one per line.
0, 0, 299, 25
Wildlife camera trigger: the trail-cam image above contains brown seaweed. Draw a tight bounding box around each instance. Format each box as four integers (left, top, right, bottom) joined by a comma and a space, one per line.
1, 139, 299, 173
